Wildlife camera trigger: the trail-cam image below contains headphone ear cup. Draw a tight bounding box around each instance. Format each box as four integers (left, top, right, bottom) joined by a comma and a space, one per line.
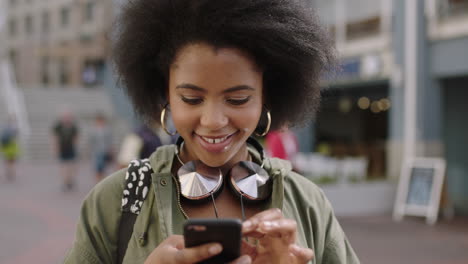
227, 173, 243, 200
228, 161, 272, 203
177, 160, 224, 203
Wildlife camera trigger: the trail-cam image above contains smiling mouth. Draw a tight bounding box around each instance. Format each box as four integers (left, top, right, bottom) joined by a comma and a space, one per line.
199, 134, 233, 144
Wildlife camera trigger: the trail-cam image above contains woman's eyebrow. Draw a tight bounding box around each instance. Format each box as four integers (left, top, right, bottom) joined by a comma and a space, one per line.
176, 83, 205, 92
224, 85, 255, 93
176, 84, 255, 93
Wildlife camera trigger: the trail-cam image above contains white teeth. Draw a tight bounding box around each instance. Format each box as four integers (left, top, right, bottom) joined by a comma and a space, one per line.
201, 135, 229, 144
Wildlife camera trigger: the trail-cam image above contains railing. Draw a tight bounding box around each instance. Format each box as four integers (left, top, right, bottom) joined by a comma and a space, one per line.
0, 60, 31, 138
294, 153, 369, 184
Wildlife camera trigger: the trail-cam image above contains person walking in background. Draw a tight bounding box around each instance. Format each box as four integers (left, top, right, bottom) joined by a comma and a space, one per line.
136, 124, 175, 159
51, 110, 79, 191
116, 123, 175, 168
266, 126, 299, 162
1, 115, 20, 182
89, 113, 113, 183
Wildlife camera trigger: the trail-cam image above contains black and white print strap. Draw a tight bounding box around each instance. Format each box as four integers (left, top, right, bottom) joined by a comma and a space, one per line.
121, 159, 154, 215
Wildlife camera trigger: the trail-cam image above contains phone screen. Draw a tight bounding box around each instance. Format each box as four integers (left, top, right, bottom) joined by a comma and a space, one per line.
183, 218, 242, 264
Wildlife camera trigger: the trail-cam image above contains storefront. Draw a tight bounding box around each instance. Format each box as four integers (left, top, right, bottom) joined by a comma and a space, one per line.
442, 76, 468, 214
316, 82, 390, 180
291, 55, 396, 217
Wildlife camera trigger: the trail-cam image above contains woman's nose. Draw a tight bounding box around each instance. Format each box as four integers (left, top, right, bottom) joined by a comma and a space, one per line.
200, 104, 228, 130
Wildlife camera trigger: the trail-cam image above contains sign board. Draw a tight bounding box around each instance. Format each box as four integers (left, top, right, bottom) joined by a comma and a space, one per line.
393, 157, 446, 225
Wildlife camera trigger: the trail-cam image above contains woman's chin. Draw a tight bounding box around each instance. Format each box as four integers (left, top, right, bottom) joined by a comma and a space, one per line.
199, 158, 228, 169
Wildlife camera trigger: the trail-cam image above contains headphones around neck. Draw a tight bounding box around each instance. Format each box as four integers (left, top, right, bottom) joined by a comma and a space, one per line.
174, 137, 272, 204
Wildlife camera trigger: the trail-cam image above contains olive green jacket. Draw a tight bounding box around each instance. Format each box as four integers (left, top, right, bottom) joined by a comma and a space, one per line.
64, 145, 360, 264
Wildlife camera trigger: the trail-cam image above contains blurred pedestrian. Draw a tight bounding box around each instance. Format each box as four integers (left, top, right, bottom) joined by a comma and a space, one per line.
116, 123, 175, 168
266, 127, 298, 161
51, 110, 79, 191
1, 115, 20, 182
266, 126, 299, 171
136, 124, 175, 159
89, 113, 113, 183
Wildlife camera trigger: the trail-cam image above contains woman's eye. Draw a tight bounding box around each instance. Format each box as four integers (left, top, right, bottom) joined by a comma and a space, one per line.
181, 96, 203, 105
226, 97, 250, 105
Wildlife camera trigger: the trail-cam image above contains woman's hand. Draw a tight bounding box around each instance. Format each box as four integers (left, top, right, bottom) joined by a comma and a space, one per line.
144, 235, 252, 264
242, 208, 314, 264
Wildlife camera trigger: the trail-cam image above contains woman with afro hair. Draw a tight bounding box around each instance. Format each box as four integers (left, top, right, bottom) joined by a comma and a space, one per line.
65, 0, 359, 263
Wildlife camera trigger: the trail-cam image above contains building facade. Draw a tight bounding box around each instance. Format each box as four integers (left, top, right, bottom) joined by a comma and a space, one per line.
307, 0, 468, 214
5, 0, 113, 88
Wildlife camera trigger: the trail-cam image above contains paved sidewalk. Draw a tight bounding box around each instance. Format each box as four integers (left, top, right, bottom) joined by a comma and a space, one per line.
340, 215, 468, 264
0, 160, 467, 264
0, 160, 99, 264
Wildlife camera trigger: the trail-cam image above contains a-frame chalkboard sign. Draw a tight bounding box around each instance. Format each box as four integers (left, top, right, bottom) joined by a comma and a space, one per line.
393, 157, 446, 225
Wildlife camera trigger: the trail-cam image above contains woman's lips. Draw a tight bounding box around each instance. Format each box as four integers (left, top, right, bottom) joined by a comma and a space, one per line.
195, 132, 236, 153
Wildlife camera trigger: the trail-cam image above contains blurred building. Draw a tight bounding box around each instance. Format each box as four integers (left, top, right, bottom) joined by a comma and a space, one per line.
5, 0, 113, 88
296, 0, 468, 215
0, 0, 130, 162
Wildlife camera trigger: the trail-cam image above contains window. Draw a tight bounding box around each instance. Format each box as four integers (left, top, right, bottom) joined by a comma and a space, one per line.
346, 17, 381, 40
61, 7, 70, 27
8, 19, 17, 36
439, 0, 468, 18
448, 0, 468, 9
9, 49, 17, 66
82, 59, 103, 86
84, 2, 95, 22
42, 11, 50, 33
59, 58, 69, 85
9, 49, 17, 81
345, 0, 381, 40
25, 15, 33, 34
41, 56, 49, 85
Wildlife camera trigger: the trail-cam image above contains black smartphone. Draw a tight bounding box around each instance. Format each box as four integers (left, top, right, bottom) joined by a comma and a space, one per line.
183, 218, 242, 264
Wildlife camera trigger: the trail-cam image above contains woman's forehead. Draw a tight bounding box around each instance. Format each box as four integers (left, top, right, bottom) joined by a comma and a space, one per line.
169, 43, 263, 92
171, 43, 262, 73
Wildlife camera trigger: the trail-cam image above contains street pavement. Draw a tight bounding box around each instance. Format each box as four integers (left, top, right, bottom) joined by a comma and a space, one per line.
0, 160, 467, 264
340, 215, 468, 264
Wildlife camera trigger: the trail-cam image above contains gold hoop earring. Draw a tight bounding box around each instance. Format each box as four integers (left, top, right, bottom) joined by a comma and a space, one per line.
255, 109, 271, 137
160, 106, 177, 136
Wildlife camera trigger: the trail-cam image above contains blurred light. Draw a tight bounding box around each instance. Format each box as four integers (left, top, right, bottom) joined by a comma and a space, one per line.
379, 98, 391, 111
357, 97, 370, 109
370, 101, 381, 113
339, 97, 352, 113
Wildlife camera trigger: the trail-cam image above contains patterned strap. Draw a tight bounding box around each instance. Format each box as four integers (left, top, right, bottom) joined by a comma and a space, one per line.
121, 159, 153, 215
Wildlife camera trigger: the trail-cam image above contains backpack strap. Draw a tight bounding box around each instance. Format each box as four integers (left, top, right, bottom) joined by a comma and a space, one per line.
117, 159, 153, 264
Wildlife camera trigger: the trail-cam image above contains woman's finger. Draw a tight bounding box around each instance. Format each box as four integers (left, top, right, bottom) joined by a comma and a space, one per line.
242, 208, 283, 233
164, 234, 185, 250
174, 242, 223, 264
258, 218, 297, 244
290, 244, 314, 263
244, 218, 297, 243
240, 239, 257, 259
228, 255, 252, 264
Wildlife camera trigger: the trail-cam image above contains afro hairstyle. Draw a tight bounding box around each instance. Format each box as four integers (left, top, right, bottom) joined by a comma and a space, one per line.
112, 0, 335, 130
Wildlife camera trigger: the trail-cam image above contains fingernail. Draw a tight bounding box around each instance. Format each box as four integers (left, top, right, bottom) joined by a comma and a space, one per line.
243, 220, 252, 229
238, 255, 252, 264
209, 244, 222, 255
290, 244, 300, 253
262, 221, 272, 229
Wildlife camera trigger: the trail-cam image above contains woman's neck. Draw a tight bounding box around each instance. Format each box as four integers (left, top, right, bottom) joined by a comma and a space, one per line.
178, 142, 250, 176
